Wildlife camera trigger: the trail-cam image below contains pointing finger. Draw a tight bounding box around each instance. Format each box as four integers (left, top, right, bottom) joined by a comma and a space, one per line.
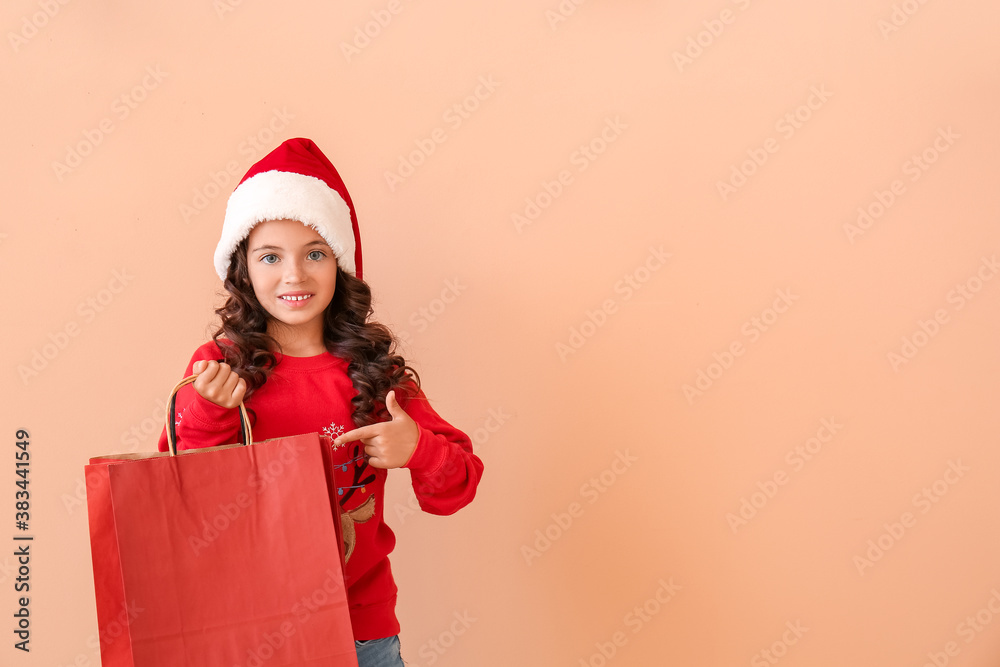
334, 424, 381, 446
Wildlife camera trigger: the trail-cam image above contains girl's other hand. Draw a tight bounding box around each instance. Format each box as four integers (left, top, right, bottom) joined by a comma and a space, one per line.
333, 390, 419, 469
192, 360, 247, 409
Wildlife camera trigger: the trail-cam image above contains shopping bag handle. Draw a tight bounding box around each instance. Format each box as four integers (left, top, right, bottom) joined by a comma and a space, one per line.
165, 375, 253, 456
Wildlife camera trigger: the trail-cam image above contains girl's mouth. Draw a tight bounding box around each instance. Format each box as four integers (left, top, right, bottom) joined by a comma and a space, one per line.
279, 294, 314, 306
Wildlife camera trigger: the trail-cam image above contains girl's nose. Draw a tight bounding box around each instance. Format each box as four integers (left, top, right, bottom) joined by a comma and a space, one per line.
283, 258, 306, 283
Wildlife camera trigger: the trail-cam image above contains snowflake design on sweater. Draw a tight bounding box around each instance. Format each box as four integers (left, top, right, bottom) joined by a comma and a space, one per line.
322, 421, 347, 449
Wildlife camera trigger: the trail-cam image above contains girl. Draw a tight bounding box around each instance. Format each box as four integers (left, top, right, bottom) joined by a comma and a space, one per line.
157, 137, 484, 667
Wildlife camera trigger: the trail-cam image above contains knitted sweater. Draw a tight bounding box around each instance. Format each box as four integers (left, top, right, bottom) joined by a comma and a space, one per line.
156, 340, 483, 640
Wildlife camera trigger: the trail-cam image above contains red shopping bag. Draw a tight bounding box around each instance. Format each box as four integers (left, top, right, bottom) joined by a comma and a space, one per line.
85, 376, 358, 666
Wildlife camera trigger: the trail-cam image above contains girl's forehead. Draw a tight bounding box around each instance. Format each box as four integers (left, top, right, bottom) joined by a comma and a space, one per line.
248, 218, 327, 244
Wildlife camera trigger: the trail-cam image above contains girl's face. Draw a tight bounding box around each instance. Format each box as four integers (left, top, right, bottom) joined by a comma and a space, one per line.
245, 218, 337, 351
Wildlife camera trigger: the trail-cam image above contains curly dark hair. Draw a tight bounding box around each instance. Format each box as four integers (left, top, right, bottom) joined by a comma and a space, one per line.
211, 236, 419, 427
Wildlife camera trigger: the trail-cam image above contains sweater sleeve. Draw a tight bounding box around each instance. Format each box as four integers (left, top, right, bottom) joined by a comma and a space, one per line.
156, 342, 245, 453
399, 387, 484, 516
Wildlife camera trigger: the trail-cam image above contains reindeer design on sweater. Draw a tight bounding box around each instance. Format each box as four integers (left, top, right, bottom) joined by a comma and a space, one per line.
335, 442, 377, 561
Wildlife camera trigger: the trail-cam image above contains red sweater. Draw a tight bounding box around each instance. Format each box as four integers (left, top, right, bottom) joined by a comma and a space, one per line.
156, 340, 483, 640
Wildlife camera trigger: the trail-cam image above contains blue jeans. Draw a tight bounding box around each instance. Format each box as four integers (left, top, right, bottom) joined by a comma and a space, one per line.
355, 635, 404, 667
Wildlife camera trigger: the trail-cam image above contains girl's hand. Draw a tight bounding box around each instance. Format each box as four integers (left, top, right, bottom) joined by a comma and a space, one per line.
192, 360, 247, 409
334, 390, 418, 469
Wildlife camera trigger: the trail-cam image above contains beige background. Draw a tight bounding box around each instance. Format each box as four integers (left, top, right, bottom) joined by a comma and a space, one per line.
3, 0, 999, 665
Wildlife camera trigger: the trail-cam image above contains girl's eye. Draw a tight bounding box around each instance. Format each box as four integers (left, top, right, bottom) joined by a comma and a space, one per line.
261, 254, 279, 265
307, 250, 326, 261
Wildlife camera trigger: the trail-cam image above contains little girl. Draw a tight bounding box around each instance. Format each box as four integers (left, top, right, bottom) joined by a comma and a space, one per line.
157, 137, 484, 667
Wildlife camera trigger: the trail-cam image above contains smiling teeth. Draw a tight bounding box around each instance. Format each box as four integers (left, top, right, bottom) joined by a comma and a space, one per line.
281, 295, 311, 301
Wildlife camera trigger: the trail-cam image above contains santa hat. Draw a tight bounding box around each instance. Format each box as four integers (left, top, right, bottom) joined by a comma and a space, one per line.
214, 137, 363, 280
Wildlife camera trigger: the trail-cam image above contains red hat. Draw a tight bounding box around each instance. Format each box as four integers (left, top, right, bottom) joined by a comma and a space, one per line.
215, 138, 363, 280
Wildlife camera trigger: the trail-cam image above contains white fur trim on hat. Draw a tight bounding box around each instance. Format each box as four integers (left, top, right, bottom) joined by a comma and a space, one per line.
214, 170, 356, 280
